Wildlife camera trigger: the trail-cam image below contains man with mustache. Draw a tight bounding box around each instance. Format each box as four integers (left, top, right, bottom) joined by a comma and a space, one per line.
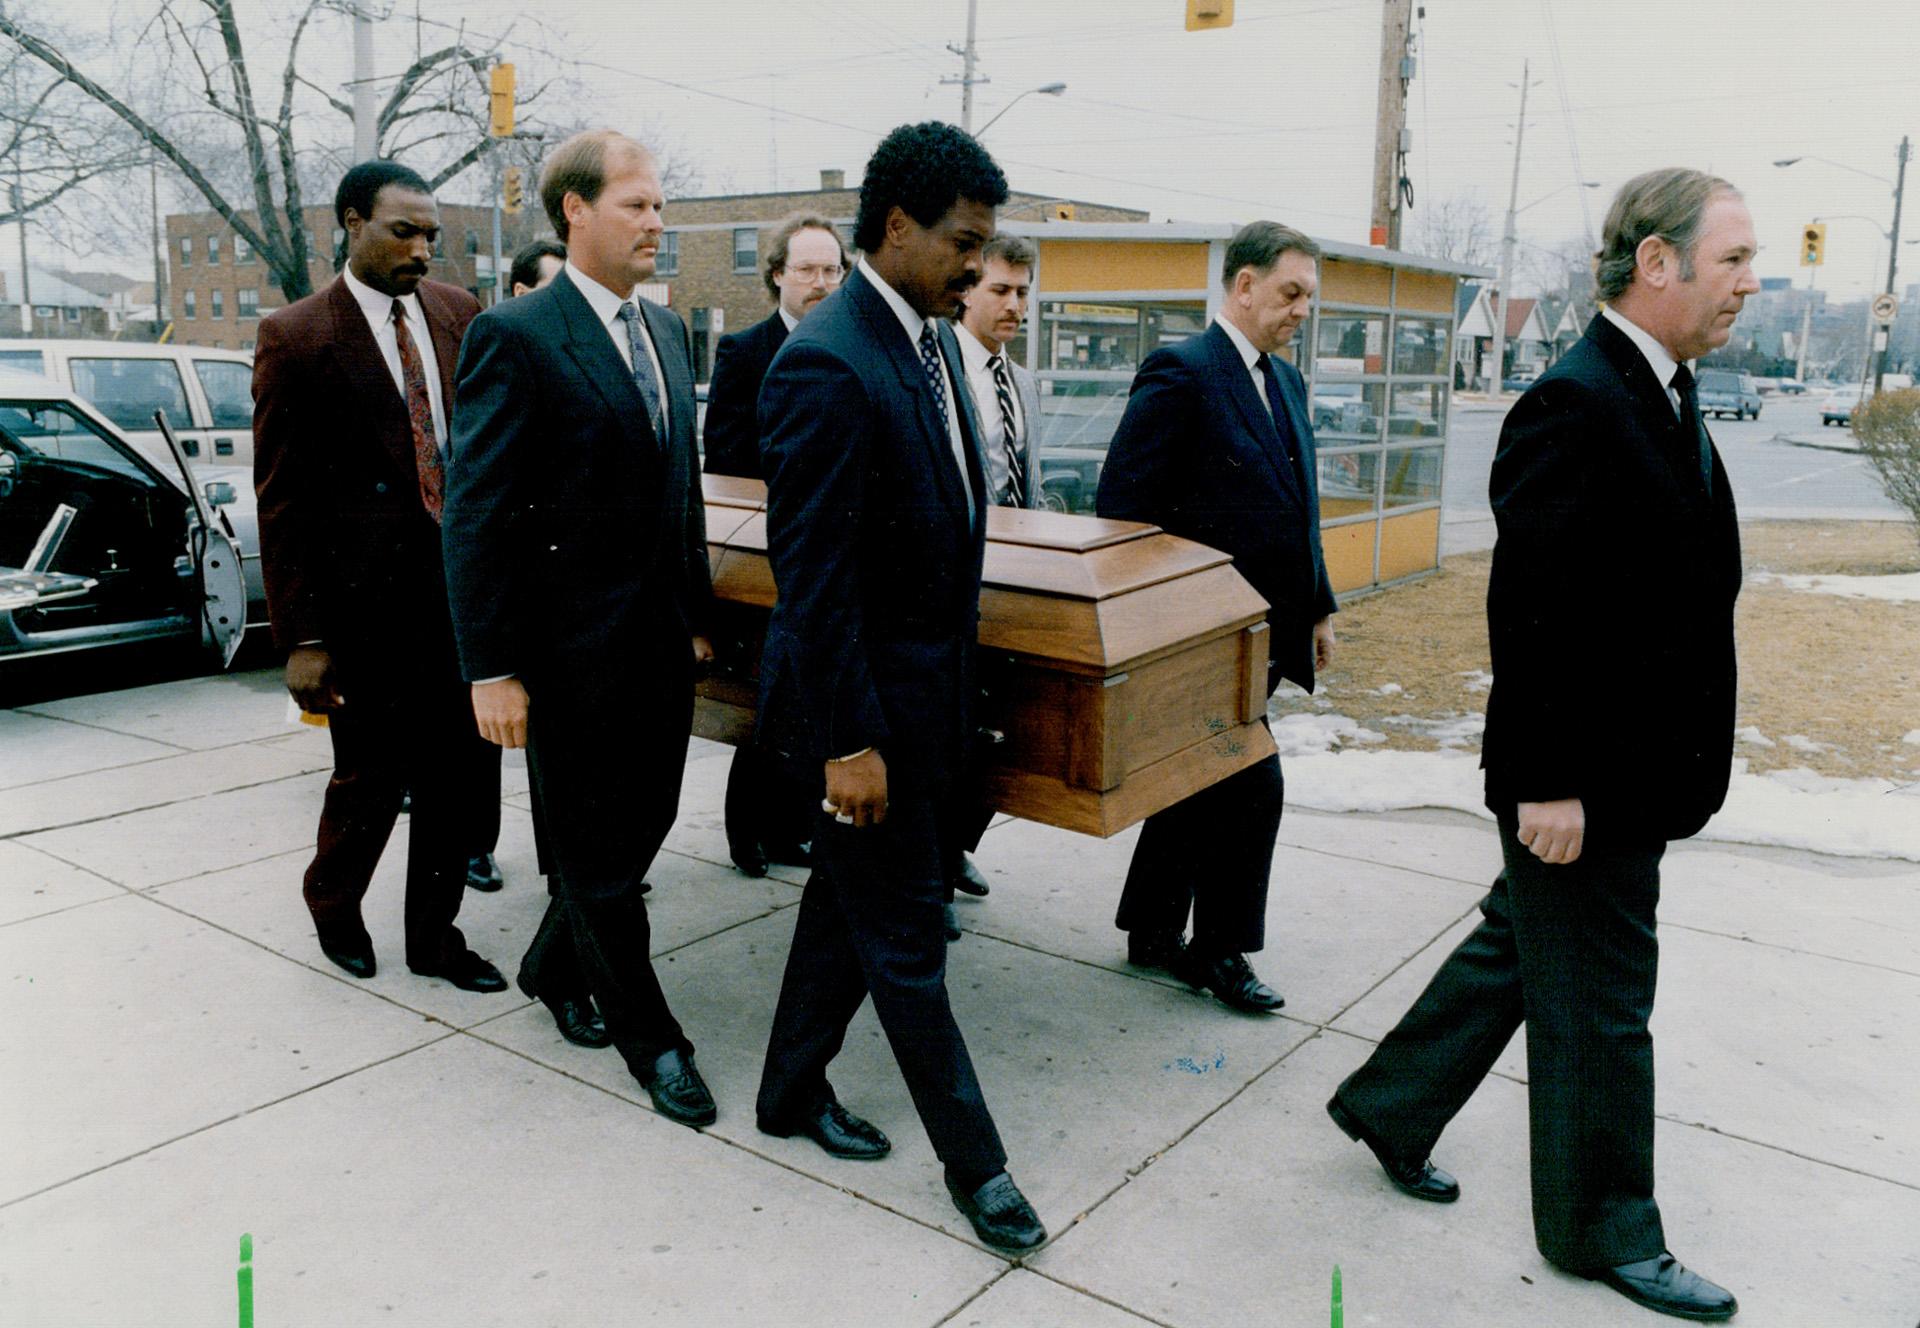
703, 213, 850, 880
1096, 220, 1336, 1016
443, 130, 717, 1127
1328, 168, 1753, 1322
253, 160, 505, 993
753, 121, 1045, 1252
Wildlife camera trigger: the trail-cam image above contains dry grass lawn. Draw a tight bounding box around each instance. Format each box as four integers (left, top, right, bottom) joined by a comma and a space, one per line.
1275, 520, 1920, 782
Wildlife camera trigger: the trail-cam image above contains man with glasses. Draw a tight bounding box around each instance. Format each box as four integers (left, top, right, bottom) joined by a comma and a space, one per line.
704, 214, 849, 878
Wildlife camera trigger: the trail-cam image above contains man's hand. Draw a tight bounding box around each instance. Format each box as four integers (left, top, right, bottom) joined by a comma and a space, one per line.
1516, 798, 1585, 865
824, 749, 888, 828
285, 644, 343, 713
472, 678, 530, 749
691, 634, 715, 665
1312, 616, 1336, 672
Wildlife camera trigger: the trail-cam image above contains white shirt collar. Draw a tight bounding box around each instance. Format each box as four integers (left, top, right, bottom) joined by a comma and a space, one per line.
1600, 303, 1684, 389
777, 305, 800, 333
858, 256, 927, 347
565, 258, 638, 327
1215, 314, 1264, 371
953, 320, 1002, 374
342, 262, 421, 328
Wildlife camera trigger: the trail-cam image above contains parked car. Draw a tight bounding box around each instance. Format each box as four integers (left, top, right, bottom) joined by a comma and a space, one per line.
1310, 383, 1379, 437
0, 368, 256, 666
1822, 390, 1869, 427
1501, 371, 1539, 393
0, 339, 256, 473
1775, 378, 1809, 395
1697, 370, 1761, 420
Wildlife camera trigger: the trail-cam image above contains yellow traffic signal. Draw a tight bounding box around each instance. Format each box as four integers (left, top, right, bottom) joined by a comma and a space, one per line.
1185, 0, 1233, 30
1801, 222, 1826, 267
1049, 202, 1076, 221
489, 63, 516, 138
503, 166, 523, 216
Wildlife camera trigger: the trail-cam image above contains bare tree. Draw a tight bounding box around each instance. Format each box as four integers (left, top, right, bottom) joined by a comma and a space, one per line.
0, 0, 570, 303
1412, 194, 1498, 269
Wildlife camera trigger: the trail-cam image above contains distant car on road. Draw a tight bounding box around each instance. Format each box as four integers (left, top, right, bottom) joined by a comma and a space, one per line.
1775, 378, 1809, 395
1697, 370, 1761, 420
1501, 372, 1538, 393
1822, 390, 1869, 427
0, 369, 255, 667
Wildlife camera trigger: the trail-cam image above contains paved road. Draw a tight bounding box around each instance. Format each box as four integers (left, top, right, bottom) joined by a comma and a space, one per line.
1441, 392, 1902, 553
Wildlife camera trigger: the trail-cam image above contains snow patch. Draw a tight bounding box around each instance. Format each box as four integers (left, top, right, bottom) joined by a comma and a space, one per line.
1270, 713, 1387, 757
1903, 730, 1920, 747
1459, 670, 1494, 693
1751, 570, 1920, 603
1782, 734, 1831, 754
1375, 682, 1404, 696
1735, 726, 1776, 748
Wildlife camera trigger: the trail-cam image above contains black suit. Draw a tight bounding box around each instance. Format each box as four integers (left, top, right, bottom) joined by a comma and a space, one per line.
1333, 312, 1742, 1273
1096, 321, 1335, 956
753, 267, 1006, 1182
443, 269, 711, 1075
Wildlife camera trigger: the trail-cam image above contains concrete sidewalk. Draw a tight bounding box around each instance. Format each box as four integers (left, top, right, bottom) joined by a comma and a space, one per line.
2, 668, 1917, 1326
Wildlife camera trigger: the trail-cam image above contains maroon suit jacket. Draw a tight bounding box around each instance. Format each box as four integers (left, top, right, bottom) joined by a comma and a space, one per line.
252, 275, 480, 651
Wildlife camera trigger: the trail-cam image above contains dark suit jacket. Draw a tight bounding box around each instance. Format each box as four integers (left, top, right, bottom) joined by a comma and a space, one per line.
1481, 313, 1742, 845
756, 267, 989, 793
441, 269, 709, 685
1096, 321, 1336, 693
252, 275, 479, 651
702, 310, 788, 479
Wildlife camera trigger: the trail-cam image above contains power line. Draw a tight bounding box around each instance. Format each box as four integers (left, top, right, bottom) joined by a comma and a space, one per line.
1539, 0, 1594, 247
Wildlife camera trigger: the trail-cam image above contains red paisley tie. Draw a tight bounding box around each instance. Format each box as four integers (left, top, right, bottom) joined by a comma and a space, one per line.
391, 299, 444, 522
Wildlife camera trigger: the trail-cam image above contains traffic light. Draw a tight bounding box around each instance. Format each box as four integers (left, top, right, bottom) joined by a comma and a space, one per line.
1049, 202, 1076, 221
1801, 222, 1826, 267
1185, 0, 1233, 30
503, 166, 523, 216
488, 63, 516, 138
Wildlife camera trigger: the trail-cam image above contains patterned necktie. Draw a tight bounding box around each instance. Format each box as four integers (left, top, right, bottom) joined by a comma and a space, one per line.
1669, 364, 1715, 496
616, 301, 665, 444
390, 299, 443, 522
988, 352, 1027, 507
918, 323, 950, 434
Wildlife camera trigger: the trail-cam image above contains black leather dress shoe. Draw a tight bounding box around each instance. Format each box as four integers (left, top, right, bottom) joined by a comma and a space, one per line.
464, 853, 504, 892
950, 853, 990, 897
1326, 1096, 1459, 1203
943, 902, 962, 942
408, 949, 508, 993
317, 930, 376, 980
945, 1171, 1047, 1251
1588, 1254, 1737, 1321
641, 1048, 717, 1127
759, 1099, 892, 1160
1174, 950, 1284, 1013
763, 840, 812, 868
1126, 929, 1187, 971
515, 970, 610, 1047
729, 837, 769, 878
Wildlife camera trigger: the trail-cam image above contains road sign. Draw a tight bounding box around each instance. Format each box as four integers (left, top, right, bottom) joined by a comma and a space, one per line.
1871, 292, 1899, 325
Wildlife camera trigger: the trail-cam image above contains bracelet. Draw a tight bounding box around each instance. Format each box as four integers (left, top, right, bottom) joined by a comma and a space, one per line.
827, 746, 873, 764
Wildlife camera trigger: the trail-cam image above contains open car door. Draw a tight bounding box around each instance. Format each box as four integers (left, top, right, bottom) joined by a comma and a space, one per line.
155, 410, 246, 666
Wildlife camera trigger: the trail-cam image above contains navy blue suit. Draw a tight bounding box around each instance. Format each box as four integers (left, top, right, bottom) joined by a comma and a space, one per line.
1097, 321, 1335, 956
443, 269, 710, 1075
753, 267, 1006, 1180
702, 310, 787, 480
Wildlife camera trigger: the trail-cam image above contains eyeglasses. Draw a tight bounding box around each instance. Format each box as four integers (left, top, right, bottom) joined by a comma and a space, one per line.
785, 263, 845, 284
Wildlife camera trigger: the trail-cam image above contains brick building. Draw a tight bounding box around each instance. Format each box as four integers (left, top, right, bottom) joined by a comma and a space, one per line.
656, 170, 1147, 378
163, 203, 543, 350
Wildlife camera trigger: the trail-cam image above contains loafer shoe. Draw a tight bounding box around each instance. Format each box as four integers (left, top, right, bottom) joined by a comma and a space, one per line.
759, 1099, 891, 1160
408, 948, 508, 993
728, 836, 769, 878
464, 853, 504, 892
950, 853, 990, 897
945, 1171, 1046, 1251
1174, 950, 1284, 1013
1589, 1253, 1737, 1321
316, 928, 376, 980
515, 970, 609, 1047
1327, 1096, 1459, 1202
641, 1048, 716, 1128
1126, 929, 1187, 971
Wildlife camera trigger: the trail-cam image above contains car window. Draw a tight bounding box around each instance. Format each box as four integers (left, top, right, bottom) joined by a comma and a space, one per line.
68, 357, 192, 432
0, 400, 150, 483
1697, 373, 1738, 392
192, 359, 253, 429
0, 349, 46, 376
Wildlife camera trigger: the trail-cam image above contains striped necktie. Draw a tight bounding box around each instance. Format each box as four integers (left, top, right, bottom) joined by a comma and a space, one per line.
989, 352, 1027, 507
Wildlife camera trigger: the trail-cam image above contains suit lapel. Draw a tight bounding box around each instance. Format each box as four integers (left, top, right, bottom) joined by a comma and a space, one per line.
416, 282, 463, 410
1206, 323, 1300, 500
640, 297, 690, 445
846, 271, 971, 529
1013, 363, 1043, 506
552, 270, 652, 429
937, 319, 988, 530
324, 277, 415, 480
1584, 314, 1706, 499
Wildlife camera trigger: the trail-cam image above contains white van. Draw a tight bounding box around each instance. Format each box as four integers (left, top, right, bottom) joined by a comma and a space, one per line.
0, 340, 255, 473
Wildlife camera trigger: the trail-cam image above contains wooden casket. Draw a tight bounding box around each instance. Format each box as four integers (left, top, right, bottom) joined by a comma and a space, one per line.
696, 474, 1276, 838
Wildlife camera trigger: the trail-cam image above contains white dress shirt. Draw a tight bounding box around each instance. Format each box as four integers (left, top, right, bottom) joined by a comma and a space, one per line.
341, 263, 448, 453
778, 305, 800, 333
857, 257, 974, 522
1600, 303, 1684, 419
954, 321, 1025, 504
1216, 314, 1273, 412
564, 258, 670, 435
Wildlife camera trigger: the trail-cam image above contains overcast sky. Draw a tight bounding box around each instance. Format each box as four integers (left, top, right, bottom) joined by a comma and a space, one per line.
32, 1, 1920, 302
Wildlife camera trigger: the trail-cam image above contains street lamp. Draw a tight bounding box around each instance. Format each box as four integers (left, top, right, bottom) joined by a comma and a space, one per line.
1488, 180, 1600, 398
1777, 140, 1910, 391
975, 82, 1066, 137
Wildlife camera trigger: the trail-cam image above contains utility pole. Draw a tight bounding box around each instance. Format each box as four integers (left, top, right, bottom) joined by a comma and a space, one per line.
1488, 59, 1532, 399
150, 153, 167, 333
1795, 263, 1817, 382
1874, 133, 1909, 393
943, 0, 986, 134
1369, 0, 1414, 247
351, 6, 377, 161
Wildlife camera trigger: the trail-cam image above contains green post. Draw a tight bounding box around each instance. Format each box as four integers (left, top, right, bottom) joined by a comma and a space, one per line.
237, 1233, 254, 1328
1330, 1263, 1343, 1328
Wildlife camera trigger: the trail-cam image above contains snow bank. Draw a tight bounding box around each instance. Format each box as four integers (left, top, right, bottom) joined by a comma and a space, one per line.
1750, 570, 1920, 603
